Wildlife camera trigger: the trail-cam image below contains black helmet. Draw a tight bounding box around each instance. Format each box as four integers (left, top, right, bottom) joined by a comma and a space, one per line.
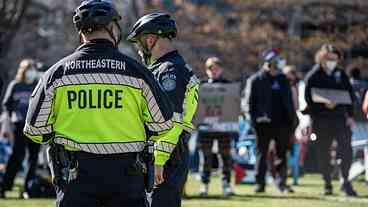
260, 48, 286, 70
261, 48, 283, 63
127, 12, 177, 42
73, 0, 121, 32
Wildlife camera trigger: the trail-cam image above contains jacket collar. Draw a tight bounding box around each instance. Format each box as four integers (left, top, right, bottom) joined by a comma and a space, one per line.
152, 50, 183, 65
76, 39, 116, 51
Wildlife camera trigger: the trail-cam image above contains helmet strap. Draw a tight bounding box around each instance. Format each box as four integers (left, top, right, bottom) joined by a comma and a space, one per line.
78, 31, 84, 44
139, 36, 159, 66
104, 22, 122, 47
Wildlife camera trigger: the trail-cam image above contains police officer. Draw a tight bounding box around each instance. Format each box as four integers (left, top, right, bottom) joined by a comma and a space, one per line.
127, 12, 199, 207
304, 44, 357, 196
23, 1, 174, 206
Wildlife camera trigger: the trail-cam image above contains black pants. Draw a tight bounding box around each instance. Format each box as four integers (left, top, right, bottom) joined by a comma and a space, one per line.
198, 131, 232, 184
313, 117, 352, 186
57, 152, 147, 207
1, 122, 40, 192
254, 123, 290, 187
151, 133, 190, 207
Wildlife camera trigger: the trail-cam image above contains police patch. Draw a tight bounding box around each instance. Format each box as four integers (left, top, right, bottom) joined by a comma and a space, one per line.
161, 74, 176, 92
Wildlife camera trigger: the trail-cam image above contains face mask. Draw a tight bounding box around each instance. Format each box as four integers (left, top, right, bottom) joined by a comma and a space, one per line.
25, 69, 38, 84
276, 59, 286, 70
325, 61, 337, 72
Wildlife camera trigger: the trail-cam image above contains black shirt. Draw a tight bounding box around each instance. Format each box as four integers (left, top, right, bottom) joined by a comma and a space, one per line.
2, 80, 36, 122
269, 74, 287, 124
304, 65, 355, 119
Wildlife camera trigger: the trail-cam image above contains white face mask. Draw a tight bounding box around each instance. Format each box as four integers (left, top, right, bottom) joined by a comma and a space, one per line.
325, 61, 337, 72
25, 69, 38, 84
276, 59, 287, 70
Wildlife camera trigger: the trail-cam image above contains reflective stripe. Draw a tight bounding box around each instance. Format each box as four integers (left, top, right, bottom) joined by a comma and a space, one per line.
54, 137, 145, 154
173, 112, 182, 123
181, 124, 194, 133
141, 81, 167, 124
187, 74, 200, 89
155, 141, 176, 154
180, 74, 199, 132
24, 124, 53, 135
171, 112, 193, 132
146, 120, 173, 132
31, 72, 170, 134
60, 74, 167, 125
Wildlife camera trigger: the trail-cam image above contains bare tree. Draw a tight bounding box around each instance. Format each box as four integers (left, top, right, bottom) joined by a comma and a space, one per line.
0, 0, 31, 82
0, 0, 31, 57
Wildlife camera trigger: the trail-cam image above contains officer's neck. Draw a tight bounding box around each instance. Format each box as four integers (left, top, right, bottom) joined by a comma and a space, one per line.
150, 40, 176, 63
81, 32, 115, 46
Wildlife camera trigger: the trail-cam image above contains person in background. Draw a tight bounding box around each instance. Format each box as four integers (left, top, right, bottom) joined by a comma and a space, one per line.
204, 57, 229, 84
347, 67, 368, 121
304, 44, 357, 196
198, 57, 234, 197
348, 67, 367, 93
362, 90, 368, 118
283, 65, 301, 185
283, 65, 299, 110
243, 48, 297, 193
0, 59, 40, 199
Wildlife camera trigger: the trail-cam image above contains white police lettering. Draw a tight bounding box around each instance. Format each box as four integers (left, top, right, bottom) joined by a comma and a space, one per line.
65, 59, 126, 70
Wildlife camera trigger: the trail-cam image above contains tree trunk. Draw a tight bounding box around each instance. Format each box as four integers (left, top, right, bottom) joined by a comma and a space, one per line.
0, 0, 31, 81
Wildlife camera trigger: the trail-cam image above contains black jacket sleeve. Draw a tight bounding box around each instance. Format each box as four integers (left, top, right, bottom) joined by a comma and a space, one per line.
281, 75, 298, 128
2, 80, 17, 114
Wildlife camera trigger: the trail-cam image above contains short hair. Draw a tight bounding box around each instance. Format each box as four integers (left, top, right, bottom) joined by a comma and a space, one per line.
205, 57, 222, 69
15, 59, 35, 83
315, 44, 342, 64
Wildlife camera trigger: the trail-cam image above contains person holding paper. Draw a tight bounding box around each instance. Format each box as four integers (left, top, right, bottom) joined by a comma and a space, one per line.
304, 44, 357, 196
197, 57, 234, 197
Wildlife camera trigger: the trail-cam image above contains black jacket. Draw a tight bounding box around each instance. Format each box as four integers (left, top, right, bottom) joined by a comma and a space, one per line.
304, 64, 354, 119
148, 50, 200, 132
24, 39, 174, 146
2, 81, 36, 122
242, 70, 297, 127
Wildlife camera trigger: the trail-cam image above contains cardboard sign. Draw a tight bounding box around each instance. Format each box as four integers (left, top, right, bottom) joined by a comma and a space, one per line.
194, 83, 241, 132
311, 88, 352, 105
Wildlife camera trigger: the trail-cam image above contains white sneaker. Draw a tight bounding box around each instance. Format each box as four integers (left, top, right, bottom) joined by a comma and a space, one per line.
199, 184, 209, 197
223, 183, 234, 197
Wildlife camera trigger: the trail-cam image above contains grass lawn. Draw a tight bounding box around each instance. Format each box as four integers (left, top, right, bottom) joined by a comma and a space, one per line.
0, 174, 367, 207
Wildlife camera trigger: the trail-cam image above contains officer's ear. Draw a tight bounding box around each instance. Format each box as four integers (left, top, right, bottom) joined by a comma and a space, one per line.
79, 32, 87, 44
